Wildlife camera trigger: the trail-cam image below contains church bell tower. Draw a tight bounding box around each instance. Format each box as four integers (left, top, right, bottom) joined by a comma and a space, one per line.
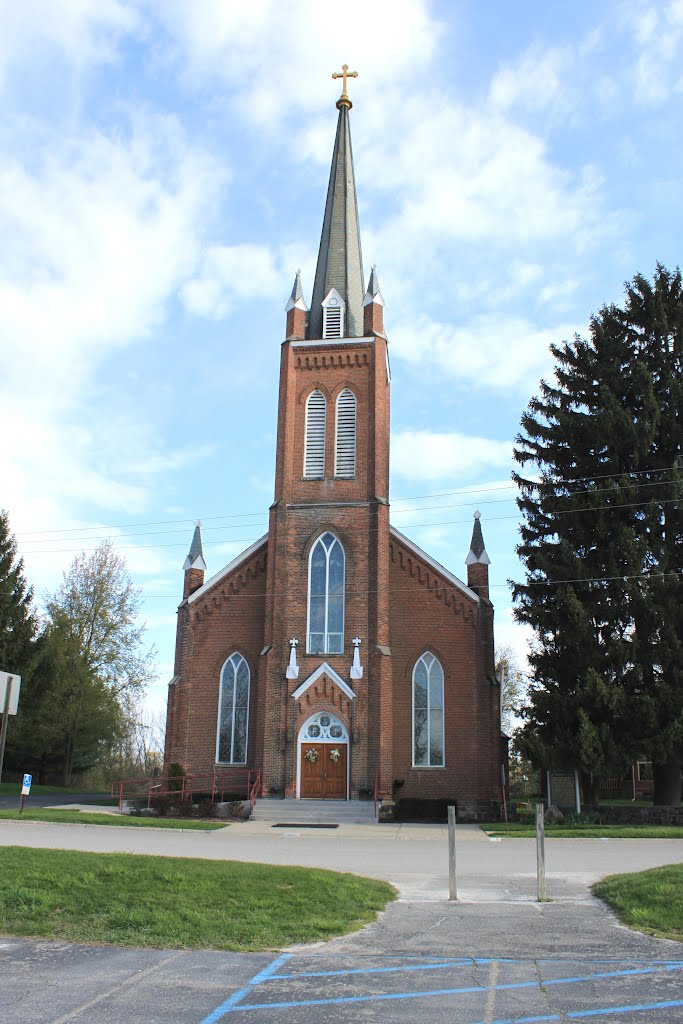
256, 68, 394, 799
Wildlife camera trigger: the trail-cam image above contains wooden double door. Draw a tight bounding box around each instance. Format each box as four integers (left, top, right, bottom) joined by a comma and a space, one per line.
300, 743, 347, 799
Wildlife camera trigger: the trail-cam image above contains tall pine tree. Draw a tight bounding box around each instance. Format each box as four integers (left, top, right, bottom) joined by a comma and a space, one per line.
514, 266, 683, 805
0, 509, 36, 676
618, 268, 683, 804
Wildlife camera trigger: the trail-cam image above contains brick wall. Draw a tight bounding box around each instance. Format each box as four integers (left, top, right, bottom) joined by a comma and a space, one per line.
388, 533, 501, 806
164, 542, 267, 776
164, 328, 502, 812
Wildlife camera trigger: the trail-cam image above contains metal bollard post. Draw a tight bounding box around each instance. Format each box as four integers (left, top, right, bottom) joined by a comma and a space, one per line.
448, 805, 457, 901
536, 802, 546, 901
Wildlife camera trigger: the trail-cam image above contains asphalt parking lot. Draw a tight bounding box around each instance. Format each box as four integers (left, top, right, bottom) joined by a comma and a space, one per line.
2, 820, 683, 1022
2, 939, 683, 1024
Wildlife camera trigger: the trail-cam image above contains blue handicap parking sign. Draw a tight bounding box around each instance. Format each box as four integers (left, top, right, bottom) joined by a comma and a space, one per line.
22, 774, 32, 789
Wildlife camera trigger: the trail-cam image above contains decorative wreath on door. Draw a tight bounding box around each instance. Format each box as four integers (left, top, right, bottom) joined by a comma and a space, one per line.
328, 748, 341, 762
304, 748, 319, 762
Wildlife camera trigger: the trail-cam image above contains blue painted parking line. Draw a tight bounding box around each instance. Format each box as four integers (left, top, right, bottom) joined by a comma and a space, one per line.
201, 960, 683, 1017
198, 953, 292, 1024
270, 958, 470, 980
482, 1000, 683, 1023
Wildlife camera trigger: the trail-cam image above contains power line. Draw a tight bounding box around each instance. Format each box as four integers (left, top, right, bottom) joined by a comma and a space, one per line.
2, 568, 681, 603
15, 480, 683, 550
13, 465, 681, 540
17, 494, 682, 556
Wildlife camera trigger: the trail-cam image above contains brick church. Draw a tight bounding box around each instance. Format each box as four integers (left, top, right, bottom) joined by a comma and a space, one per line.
164, 76, 503, 819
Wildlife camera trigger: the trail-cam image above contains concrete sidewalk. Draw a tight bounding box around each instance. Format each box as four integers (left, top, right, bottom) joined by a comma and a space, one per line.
2, 817, 682, 903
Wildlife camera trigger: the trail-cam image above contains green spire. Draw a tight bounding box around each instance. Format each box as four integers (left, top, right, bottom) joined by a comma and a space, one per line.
183, 522, 206, 572
308, 103, 364, 339
466, 511, 490, 565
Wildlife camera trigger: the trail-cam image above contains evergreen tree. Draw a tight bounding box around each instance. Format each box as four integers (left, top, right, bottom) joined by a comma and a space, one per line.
0, 509, 36, 676
513, 266, 683, 805
617, 268, 683, 804
8, 539, 154, 785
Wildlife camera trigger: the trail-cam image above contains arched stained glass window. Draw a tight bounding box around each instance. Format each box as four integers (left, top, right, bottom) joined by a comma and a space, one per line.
308, 532, 345, 654
335, 388, 357, 477
216, 653, 250, 764
304, 389, 326, 478
412, 652, 444, 767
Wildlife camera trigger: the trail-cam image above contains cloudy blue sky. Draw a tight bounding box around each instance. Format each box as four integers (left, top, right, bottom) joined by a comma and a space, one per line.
3, 0, 683, 715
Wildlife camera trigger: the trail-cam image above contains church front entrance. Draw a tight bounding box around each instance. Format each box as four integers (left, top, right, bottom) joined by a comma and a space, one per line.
300, 742, 347, 799
298, 712, 349, 799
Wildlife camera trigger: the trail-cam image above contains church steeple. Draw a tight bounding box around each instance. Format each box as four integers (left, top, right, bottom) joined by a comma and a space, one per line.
183, 521, 206, 599
285, 269, 308, 340
308, 78, 364, 341
466, 511, 490, 598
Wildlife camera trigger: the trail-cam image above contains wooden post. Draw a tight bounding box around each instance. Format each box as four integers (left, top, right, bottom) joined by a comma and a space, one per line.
0, 676, 13, 783
536, 802, 546, 901
448, 805, 457, 901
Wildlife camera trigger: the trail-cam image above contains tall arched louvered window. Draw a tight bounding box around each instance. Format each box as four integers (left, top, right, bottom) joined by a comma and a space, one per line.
304, 390, 326, 478
335, 388, 357, 478
216, 653, 250, 764
308, 532, 345, 654
412, 652, 445, 767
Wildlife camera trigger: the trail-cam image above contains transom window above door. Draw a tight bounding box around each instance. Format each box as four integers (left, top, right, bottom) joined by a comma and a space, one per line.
302, 712, 348, 741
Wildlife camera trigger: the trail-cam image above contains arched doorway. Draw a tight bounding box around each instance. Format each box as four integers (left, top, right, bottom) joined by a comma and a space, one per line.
297, 712, 349, 800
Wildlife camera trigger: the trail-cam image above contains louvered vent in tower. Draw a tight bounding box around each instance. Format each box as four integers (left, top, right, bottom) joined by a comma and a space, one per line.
304, 390, 326, 478
322, 289, 345, 339
335, 388, 357, 477
324, 305, 342, 338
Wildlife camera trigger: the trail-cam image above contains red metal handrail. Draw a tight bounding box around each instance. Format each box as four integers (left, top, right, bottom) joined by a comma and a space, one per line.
111, 768, 259, 812
248, 769, 261, 815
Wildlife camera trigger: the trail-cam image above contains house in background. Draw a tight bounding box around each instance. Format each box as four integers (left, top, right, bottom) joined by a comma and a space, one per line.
164, 77, 504, 820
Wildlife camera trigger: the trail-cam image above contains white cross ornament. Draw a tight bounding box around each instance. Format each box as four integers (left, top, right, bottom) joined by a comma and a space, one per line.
286, 637, 300, 680
350, 637, 363, 680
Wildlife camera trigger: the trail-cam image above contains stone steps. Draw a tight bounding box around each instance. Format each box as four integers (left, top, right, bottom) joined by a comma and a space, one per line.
252, 798, 377, 825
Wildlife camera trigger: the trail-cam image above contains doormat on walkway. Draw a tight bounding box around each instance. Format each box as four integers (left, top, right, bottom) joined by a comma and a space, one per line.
271, 823, 340, 829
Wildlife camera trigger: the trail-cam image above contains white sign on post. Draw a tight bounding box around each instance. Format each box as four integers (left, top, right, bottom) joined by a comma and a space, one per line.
0, 672, 21, 715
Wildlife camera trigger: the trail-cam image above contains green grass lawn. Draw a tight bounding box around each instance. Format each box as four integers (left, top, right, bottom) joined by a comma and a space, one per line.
0, 847, 395, 950
481, 822, 683, 839
0, 782, 109, 797
593, 863, 683, 942
0, 809, 226, 830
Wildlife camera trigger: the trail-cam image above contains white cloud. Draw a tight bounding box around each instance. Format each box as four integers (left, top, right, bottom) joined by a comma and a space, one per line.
0, 121, 223, 399
0, 0, 139, 87
624, 0, 683, 104
490, 45, 574, 116
392, 429, 512, 482
0, 116, 225, 571
183, 243, 287, 319
363, 99, 604, 254
149, 0, 441, 124
391, 313, 578, 392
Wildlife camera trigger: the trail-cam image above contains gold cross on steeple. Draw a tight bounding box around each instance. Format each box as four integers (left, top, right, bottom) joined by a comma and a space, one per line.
332, 64, 358, 109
